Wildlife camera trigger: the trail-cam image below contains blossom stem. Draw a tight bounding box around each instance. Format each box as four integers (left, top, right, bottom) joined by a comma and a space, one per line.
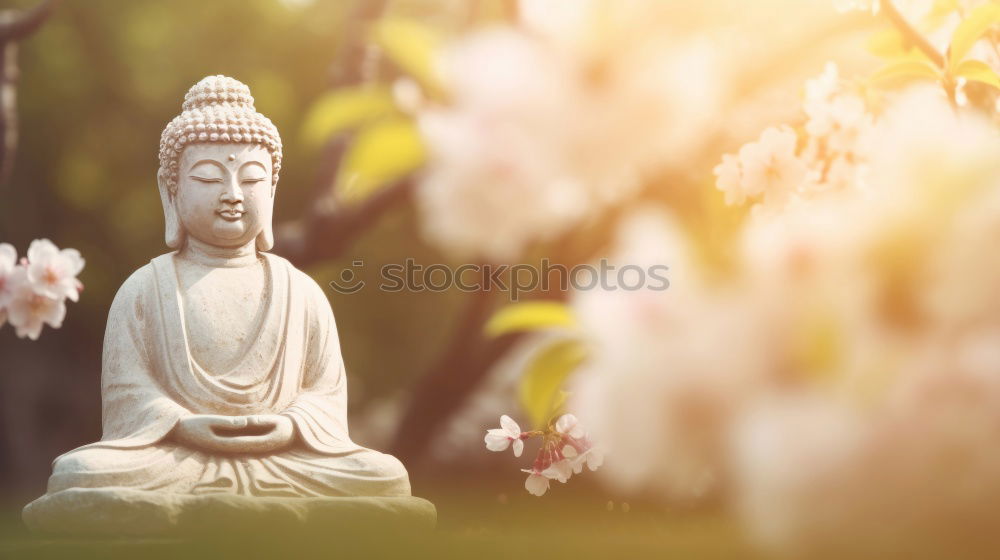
878, 0, 945, 68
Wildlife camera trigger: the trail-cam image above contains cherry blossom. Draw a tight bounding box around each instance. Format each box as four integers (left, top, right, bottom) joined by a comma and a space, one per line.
25, 238, 85, 302
0, 239, 85, 339
485, 411, 602, 495
555, 413, 585, 439
714, 154, 745, 205
0, 243, 17, 327
522, 469, 550, 497
5, 267, 66, 341
740, 127, 807, 202
484, 414, 525, 457
415, 6, 724, 262
716, 64, 876, 211
714, 126, 807, 210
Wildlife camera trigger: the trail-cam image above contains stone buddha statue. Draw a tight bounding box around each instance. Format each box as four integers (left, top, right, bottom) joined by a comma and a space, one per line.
24, 76, 432, 534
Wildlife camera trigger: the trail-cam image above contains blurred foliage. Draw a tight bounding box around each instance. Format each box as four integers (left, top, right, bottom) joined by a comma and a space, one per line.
371, 18, 444, 91
336, 116, 425, 203
484, 301, 576, 338
518, 340, 583, 431
300, 86, 396, 147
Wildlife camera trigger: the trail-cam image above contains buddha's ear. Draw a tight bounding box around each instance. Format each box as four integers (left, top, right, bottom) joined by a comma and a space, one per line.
157, 171, 185, 249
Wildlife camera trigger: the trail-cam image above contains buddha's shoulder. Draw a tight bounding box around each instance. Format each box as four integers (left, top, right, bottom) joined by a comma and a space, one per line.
108, 254, 173, 309
263, 252, 328, 299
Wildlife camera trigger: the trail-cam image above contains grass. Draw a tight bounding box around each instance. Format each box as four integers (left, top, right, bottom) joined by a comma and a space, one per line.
0, 481, 761, 559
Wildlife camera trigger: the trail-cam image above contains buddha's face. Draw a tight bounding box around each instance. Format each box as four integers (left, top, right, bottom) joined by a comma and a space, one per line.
175, 143, 274, 248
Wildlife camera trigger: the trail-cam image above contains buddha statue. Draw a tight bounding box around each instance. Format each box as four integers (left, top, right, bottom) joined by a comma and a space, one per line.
24, 76, 432, 534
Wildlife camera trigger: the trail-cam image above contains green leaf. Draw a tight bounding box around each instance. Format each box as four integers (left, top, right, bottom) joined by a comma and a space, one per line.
871, 59, 941, 87
519, 340, 587, 429
954, 58, 1000, 89
948, 2, 1000, 68
301, 87, 396, 148
371, 18, 444, 91
335, 117, 425, 204
485, 302, 576, 338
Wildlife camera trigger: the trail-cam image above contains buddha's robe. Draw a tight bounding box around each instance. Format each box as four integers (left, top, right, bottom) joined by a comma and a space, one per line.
44, 253, 410, 498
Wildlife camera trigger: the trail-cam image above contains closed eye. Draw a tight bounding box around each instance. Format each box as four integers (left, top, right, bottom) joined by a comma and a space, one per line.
190, 176, 223, 183
241, 178, 266, 184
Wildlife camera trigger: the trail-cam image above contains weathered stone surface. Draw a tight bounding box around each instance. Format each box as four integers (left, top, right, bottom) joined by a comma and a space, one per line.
23, 488, 436, 537
23, 75, 433, 536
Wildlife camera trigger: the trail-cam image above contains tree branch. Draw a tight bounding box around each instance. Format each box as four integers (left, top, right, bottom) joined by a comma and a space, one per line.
0, 0, 58, 43
880, 0, 945, 68
388, 287, 514, 464
0, 0, 60, 188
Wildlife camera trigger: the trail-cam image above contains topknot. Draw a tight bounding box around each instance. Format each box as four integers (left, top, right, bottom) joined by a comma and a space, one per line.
182, 75, 255, 112
158, 75, 282, 193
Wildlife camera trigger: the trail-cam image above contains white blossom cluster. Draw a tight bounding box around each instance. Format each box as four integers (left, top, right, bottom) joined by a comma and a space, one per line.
415, 0, 723, 262
573, 87, 1000, 552
0, 239, 84, 340
714, 63, 874, 214
484, 413, 603, 496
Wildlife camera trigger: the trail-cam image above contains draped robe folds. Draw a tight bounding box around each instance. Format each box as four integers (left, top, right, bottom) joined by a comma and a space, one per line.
45, 253, 410, 498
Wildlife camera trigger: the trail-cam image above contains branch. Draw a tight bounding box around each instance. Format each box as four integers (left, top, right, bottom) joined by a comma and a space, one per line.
274, 0, 404, 265
328, 0, 391, 87
0, 0, 58, 43
275, 175, 414, 266
880, 0, 945, 67
388, 287, 514, 464
0, 0, 60, 188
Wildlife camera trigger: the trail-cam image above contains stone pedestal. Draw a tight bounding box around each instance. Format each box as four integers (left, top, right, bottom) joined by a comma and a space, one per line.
23, 488, 436, 537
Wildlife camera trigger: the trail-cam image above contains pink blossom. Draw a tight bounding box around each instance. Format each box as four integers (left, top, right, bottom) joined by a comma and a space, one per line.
0, 243, 17, 327
25, 238, 85, 302
5, 268, 66, 340
484, 414, 525, 457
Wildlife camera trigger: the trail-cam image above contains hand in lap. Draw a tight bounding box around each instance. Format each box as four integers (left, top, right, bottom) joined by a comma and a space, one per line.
173, 414, 295, 454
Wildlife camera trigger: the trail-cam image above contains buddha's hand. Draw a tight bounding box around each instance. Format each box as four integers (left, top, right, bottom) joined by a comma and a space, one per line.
172, 414, 296, 454
238, 414, 297, 454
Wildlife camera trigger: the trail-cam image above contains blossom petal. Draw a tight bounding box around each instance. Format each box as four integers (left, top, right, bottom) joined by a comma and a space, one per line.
542, 460, 574, 483
499, 414, 521, 437
43, 297, 66, 329
556, 413, 586, 438
61, 248, 85, 275
512, 438, 524, 457
0, 243, 15, 267
26, 239, 57, 263
586, 448, 604, 471
485, 429, 512, 451
525, 473, 549, 497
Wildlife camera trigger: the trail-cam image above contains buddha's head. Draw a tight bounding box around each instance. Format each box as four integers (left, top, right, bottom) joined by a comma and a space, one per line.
157, 75, 283, 251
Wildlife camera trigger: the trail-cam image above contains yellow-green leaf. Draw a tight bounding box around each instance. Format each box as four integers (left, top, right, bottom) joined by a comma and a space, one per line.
948, 2, 1000, 68
955, 58, 1000, 89
867, 29, 920, 60
371, 18, 444, 91
519, 340, 587, 429
925, 0, 961, 30
871, 59, 941, 88
335, 117, 425, 204
485, 302, 576, 338
301, 87, 396, 148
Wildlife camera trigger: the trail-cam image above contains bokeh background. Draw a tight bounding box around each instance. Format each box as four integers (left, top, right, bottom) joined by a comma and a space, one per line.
4, 0, 1000, 557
